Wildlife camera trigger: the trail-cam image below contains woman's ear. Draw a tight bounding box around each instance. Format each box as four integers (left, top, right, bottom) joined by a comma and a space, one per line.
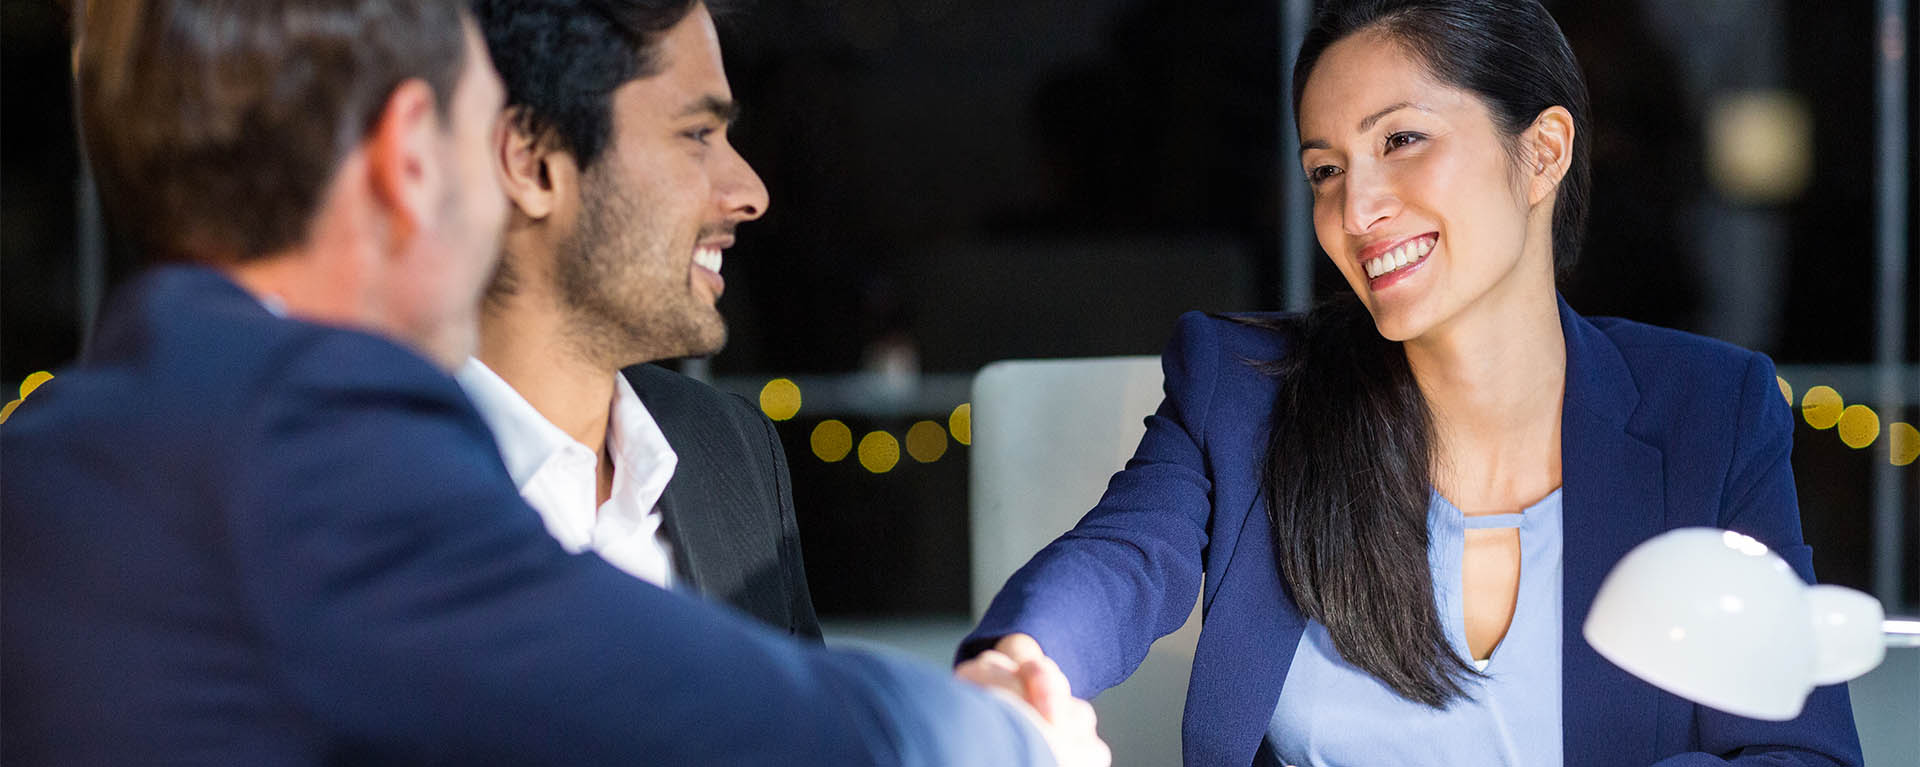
1525, 105, 1575, 207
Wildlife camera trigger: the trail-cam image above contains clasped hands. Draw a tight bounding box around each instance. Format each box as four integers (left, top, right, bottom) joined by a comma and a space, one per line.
955, 633, 1111, 767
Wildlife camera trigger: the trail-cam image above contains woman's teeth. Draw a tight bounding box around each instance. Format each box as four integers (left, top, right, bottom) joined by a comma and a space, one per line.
694, 246, 723, 274
1363, 236, 1435, 279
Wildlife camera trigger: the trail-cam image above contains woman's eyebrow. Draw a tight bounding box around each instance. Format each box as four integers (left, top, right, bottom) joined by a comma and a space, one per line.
1300, 101, 1434, 155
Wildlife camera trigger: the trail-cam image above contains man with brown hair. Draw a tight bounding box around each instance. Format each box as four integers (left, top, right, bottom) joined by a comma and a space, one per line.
0, 1, 1107, 764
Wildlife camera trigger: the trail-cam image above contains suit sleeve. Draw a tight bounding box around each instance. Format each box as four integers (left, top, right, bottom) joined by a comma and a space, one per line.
1652, 353, 1864, 767
755, 402, 824, 640
959, 311, 1220, 699
230, 336, 1053, 766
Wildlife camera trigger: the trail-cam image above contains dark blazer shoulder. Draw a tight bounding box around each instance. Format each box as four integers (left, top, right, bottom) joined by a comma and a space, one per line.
622, 363, 760, 425
55, 267, 472, 441
1159, 311, 1295, 406
1173, 310, 1296, 361
1585, 314, 1778, 427
1590, 314, 1766, 376
618, 362, 822, 639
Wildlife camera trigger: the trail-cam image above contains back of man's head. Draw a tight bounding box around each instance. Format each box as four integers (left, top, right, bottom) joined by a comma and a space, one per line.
470, 0, 702, 172
75, 0, 470, 263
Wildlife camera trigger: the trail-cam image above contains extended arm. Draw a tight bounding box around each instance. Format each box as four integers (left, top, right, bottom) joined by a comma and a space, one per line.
235, 339, 1060, 766
960, 313, 1227, 698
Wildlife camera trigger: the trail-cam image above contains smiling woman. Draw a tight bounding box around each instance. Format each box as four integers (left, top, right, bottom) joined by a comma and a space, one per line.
1268, 0, 1591, 709
958, 1, 1865, 765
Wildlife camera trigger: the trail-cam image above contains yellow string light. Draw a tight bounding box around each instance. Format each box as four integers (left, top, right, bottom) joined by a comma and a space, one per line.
1801, 385, 1843, 430
811, 420, 853, 462
1889, 423, 1918, 467
859, 431, 900, 473
1783, 377, 1917, 465
772, 375, 1913, 471
905, 421, 949, 463
949, 403, 972, 446
1837, 405, 1881, 450
759, 378, 802, 421
0, 371, 54, 426
19, 372, 53, 399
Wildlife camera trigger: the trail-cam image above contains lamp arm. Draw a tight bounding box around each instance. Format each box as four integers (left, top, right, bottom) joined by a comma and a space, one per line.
1885, 617, 1920, 649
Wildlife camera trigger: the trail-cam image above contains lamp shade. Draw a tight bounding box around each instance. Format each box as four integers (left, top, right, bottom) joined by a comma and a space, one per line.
1582, 528, 1886, 721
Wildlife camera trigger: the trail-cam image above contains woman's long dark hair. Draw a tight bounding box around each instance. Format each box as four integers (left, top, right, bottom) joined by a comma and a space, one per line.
1259, 0, 1591, 707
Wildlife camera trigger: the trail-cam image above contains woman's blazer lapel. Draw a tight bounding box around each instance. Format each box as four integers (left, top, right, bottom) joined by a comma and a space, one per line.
1557, 296, 1668, 767
1191, 299, 1676, 766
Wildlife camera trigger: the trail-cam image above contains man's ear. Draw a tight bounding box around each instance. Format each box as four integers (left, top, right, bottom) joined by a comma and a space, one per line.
1525, 105, 1575, 207
365, 78, 442, 250
496, 108, 569, 221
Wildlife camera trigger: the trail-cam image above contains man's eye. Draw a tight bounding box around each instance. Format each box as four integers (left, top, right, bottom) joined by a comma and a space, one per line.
1384, 132, 1425, 151
1306, 165, 1342, 184
683, 127, 717, 145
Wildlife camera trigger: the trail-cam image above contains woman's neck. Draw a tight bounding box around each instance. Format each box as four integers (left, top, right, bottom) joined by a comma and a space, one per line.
1404, 279, 1567, 511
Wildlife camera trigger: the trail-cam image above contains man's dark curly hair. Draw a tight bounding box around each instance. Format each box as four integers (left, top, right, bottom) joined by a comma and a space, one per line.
471, 0, 703, 169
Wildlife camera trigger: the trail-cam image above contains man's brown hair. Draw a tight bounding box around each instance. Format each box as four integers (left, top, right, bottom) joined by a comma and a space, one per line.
74, 0, 470, 263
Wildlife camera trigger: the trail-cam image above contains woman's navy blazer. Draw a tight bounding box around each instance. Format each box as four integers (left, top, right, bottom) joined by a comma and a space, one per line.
964, 297, 1863, 766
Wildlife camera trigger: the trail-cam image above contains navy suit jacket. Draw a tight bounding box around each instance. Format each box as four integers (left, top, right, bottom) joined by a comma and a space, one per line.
1, 267, 1052, 766
964, 301, 1863, 767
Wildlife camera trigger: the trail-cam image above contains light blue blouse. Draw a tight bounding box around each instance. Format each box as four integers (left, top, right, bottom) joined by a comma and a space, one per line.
1265, 489, 1564, 767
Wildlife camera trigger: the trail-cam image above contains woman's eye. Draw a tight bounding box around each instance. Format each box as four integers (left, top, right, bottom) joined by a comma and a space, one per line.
1384, 132, 1425, 151
1306, 165, 1342, 184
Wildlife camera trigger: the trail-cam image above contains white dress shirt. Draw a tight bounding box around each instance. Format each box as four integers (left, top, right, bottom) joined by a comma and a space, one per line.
456, 358, 679, 588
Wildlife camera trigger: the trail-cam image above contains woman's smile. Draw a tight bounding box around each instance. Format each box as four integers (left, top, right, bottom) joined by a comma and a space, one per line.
1361, 232, 1439, 288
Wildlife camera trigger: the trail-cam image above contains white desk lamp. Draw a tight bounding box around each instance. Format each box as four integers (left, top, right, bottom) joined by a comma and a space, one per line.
1583, 528, 1915, 721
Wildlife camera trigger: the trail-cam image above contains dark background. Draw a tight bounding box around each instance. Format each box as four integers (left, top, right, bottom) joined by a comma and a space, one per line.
4, 0, 1915, 616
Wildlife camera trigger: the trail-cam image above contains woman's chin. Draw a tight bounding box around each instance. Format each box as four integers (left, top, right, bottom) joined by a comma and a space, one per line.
1360, 301, 1427, 343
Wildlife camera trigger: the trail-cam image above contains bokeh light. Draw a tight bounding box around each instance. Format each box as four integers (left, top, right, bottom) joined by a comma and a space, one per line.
1889, 423, 1919, 467
1837, 405, 1880, 449
0, 371, 53, 426
811, 420, 853, 462
1775, 376, 1792, 406
759, 378, 802, 421
1801, 385, 1843, 430
859, 431, 901, 473
19, 371, 52, 399
949, 403, 972, 446
905, 421, 949, 463
1705, 90, 1814, 205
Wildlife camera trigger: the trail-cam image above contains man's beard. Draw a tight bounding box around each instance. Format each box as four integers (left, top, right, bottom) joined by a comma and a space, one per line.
552, 171, 727, 369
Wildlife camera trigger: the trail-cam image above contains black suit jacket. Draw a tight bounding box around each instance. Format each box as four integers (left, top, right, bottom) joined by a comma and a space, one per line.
622, 363, 822, 639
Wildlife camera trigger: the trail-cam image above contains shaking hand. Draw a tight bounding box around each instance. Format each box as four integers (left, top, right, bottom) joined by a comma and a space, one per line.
955, 634, 1109, 767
